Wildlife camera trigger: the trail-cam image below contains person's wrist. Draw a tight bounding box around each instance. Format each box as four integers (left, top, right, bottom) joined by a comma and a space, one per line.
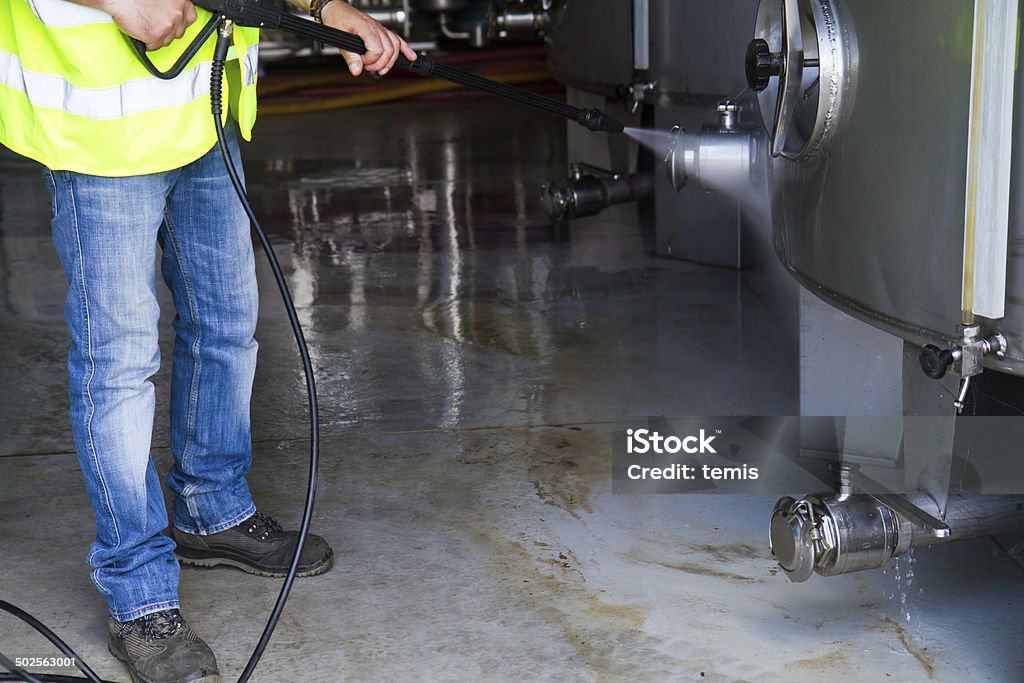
310, 0, 342, 23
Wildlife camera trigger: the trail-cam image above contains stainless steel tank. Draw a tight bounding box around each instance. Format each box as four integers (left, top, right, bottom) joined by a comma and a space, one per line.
753, 0, 1024, 379
736, 0, 1024, 577
547, 0, 1024, 579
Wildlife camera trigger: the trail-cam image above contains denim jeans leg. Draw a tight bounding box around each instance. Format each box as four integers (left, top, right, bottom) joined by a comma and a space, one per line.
160, 130, 259, 535
45, 167, 181, 622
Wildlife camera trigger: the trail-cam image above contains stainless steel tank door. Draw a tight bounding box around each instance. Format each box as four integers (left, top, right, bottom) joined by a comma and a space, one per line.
747, 0, 856, 160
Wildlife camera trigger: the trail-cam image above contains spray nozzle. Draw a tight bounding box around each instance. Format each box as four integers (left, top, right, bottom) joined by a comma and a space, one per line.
577, 108, 625, 134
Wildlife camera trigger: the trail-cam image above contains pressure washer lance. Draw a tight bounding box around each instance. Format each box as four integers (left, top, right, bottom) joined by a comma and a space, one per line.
130, 0, 625, 134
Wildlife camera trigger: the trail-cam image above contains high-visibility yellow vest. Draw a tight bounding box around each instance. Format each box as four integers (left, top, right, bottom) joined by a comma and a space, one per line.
0, 0, 260, 177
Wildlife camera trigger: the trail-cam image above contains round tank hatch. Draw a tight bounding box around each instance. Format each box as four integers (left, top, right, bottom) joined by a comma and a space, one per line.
748, 0, 856, 160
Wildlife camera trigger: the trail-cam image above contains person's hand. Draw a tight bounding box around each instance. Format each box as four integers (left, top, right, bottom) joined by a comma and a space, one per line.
321, 1, 417, 77
102, 0, 197, 51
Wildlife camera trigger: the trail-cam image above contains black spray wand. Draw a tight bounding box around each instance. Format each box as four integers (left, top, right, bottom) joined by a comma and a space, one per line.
133, 0, 625, 134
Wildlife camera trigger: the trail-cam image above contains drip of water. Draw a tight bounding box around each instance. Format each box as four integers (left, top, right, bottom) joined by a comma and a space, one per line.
888, 551, 920, 628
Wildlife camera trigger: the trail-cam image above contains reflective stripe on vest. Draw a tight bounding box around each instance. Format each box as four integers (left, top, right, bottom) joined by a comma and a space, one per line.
0, 0, 260, 177
27, 0, 113, 27
0, 49, 236, 120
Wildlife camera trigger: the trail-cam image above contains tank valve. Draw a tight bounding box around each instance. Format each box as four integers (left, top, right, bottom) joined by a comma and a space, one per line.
616, 79, 656, 114
542, 166, 653, 223
771, 488, 1024, 581
664, 121, 763, 193
717, 99, 739, 131
770, 492, 910, 582
919, 325, 1006, 411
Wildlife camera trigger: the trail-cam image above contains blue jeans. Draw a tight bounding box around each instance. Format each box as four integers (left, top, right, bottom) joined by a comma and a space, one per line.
43, 130, 258, 622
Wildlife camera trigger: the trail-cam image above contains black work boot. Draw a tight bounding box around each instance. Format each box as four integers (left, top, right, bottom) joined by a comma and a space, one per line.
108, 609, 220, 683
172, 510, 334, 578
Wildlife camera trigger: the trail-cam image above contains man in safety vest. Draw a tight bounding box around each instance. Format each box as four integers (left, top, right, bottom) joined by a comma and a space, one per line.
0, 1, 415, 681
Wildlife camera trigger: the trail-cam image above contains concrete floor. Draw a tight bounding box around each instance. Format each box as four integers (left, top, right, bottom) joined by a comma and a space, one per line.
2, 99, 1023, 682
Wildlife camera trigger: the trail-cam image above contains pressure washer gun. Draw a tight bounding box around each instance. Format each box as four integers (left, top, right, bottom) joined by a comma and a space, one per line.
129, 0, 624, 134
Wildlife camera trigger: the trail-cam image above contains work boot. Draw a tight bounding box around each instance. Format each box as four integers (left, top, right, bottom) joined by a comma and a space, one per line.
108, 609, 220, 683
172, 510, 334, 578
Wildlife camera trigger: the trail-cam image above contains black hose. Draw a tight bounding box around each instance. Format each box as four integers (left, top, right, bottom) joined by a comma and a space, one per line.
210, 22, 322, 683
128, 13, 224, 80
0, 600, 108, 683
0, 653, 43, 683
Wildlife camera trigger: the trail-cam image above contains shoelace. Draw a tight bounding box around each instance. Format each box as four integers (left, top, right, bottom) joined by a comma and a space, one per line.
245, 511, 284, 540
140, 610, 184, 640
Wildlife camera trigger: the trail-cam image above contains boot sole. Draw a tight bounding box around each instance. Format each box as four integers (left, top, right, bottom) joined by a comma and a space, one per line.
175, 550, 334, 578
108, 640, 222, 683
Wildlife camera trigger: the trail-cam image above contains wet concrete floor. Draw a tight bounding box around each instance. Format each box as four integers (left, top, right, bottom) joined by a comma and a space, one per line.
1, 100, 1023, 682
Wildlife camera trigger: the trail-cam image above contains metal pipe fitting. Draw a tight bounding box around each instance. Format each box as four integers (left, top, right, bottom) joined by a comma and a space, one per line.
665, 125, 763, 193
770, 492, 1024, 582
541, 169, 654, 223
919, 326, 1008, 411
717, 99, 739, 131
488, 1, 551, 41
439, 13, 470, 39
831, 462, 857, 500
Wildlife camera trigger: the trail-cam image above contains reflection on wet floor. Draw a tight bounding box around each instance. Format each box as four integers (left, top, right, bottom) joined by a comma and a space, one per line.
4, 100, 1020, 681
235, 102, 799, 442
